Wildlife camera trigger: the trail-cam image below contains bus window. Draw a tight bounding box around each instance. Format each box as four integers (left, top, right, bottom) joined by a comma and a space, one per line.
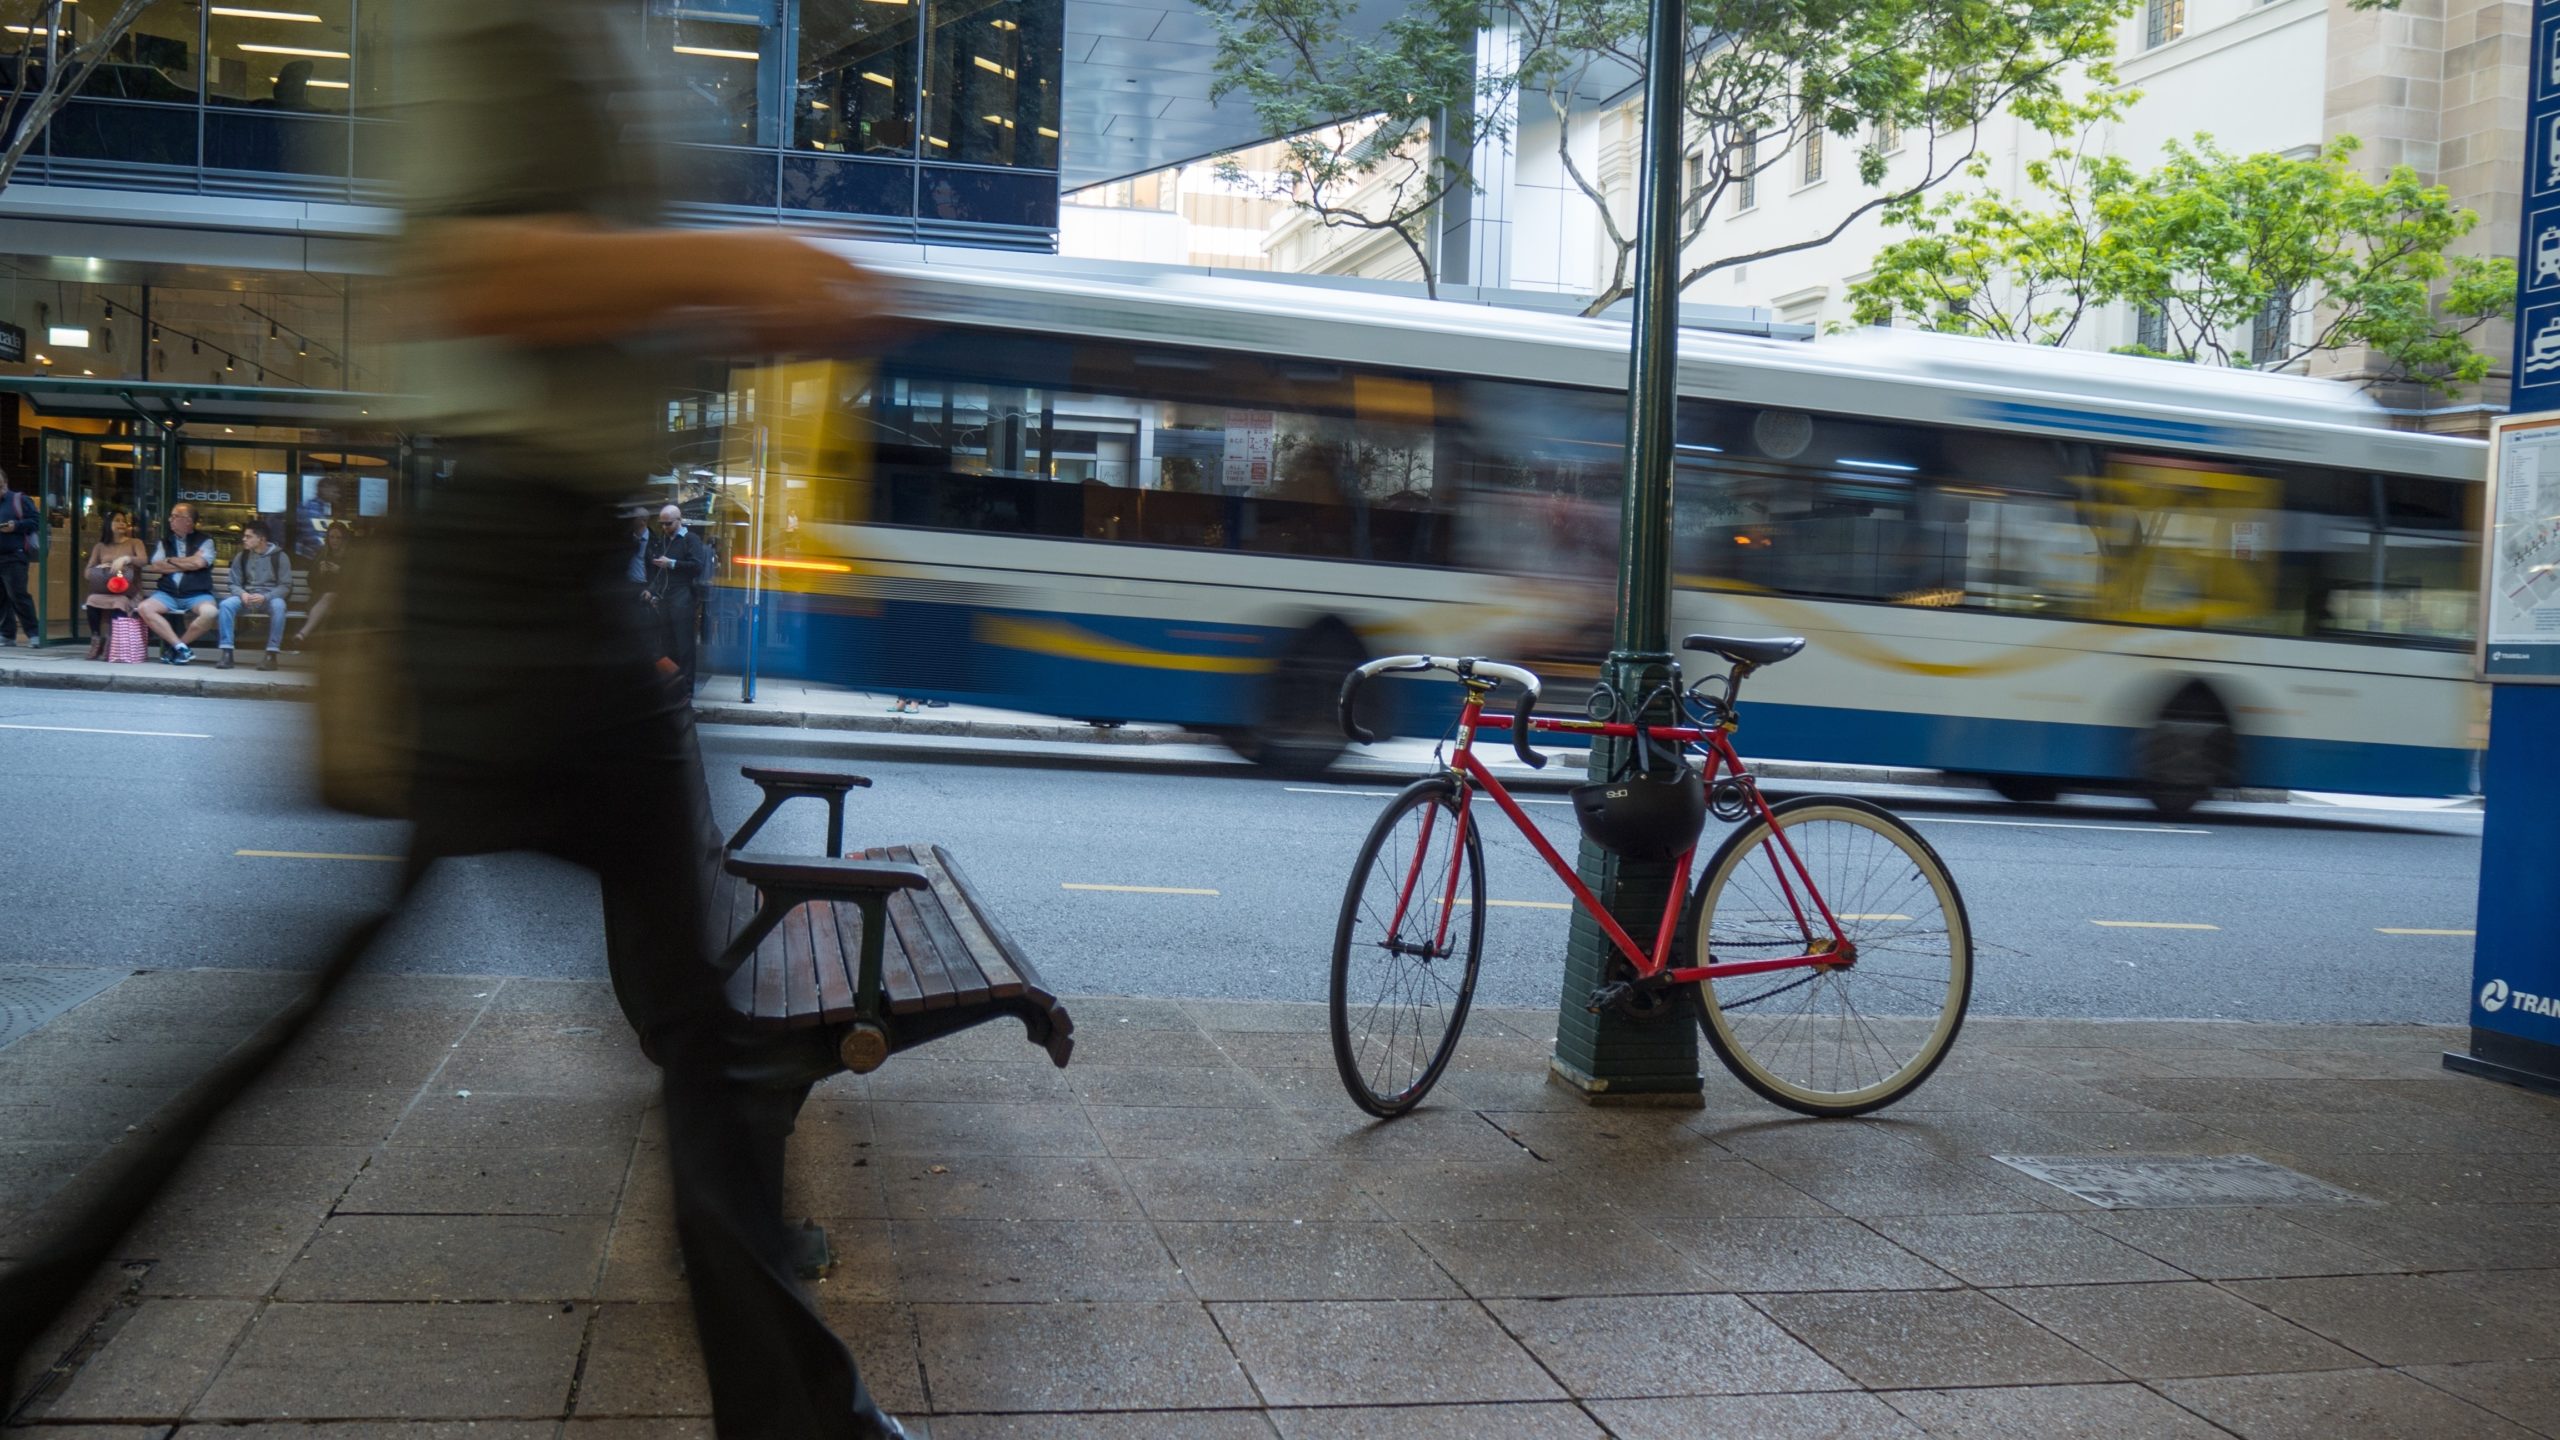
1671, 405, 1964, 605
853, 335, 1460, 565
2305, 472, 2478, 648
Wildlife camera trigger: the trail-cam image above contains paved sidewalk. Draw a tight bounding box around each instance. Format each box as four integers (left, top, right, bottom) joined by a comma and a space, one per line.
5, 966, 2556, 1439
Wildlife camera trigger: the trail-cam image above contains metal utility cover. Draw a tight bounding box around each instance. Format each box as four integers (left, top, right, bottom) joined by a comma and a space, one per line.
1991, 1154, 2371, 1209
0, 967, 128, 1052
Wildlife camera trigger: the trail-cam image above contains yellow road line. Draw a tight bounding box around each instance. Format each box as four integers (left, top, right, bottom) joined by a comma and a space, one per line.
1061, 883, 1219, 896
1837, 913, 1913, 922
2091, 920, 2220, 931
1, 722, 210, 739
2377, 927, 2474, 937
1430, 897, 1574, 911
236, 849, 402, 863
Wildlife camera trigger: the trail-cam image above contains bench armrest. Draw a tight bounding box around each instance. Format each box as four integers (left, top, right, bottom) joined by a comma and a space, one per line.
726, 852, 929, 896
740, 766, 874, 792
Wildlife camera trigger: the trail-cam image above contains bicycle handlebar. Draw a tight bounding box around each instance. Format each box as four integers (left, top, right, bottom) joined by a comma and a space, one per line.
1338, 655, 1547, 770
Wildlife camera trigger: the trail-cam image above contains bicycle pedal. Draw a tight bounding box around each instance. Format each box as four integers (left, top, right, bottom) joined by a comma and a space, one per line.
1585, 982, 1632, 1013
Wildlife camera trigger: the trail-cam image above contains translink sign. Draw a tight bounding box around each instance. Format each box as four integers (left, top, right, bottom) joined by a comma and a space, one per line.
2480, 978, 2560, 1020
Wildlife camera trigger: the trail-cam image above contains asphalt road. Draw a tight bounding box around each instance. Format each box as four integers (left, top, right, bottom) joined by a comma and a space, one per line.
3, 688, 2487, 1024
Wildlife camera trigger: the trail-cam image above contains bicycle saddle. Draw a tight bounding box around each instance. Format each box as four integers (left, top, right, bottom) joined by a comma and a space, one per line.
1683, 633, 1807, 668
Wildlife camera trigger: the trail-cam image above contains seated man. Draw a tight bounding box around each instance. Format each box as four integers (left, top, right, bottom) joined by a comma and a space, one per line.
217, 519, 293, 670
136, 503, 220, 665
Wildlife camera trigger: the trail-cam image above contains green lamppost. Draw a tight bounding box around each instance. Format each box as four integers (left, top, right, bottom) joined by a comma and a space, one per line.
1550, 0, 1700, 1105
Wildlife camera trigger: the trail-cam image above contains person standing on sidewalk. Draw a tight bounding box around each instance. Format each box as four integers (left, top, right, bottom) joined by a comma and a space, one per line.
644, 503, 715, 691
393, 5, 907, 1436
0, 468, 40, 646
217, 519, 293, 670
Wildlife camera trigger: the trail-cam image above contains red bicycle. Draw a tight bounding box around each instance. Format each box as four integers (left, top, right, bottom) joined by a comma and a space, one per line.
1329, 634, 1972, 1118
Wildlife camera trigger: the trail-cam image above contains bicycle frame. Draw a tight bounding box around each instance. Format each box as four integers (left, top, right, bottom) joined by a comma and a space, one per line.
1381, 684, 1853, 990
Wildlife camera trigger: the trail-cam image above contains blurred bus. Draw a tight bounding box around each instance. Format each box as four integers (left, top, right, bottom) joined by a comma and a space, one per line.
718, 253, 2485, 811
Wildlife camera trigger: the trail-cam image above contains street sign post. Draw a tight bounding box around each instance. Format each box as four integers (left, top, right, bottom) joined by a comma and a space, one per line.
1551, 0, 1704, 1104
2450, 0, 2560, 1095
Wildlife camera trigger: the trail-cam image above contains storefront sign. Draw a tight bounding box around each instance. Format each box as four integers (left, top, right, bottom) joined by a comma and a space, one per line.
0, 322, 26, 363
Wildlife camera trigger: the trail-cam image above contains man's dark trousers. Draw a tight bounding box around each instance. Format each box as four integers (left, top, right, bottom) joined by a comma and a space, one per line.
0, 556, 34, 642
403, 467, 884, 1439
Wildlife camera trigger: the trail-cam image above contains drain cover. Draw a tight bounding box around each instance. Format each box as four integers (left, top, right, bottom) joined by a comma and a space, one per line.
0, 967, 129, 1052
1992, 1154, 2370, 1209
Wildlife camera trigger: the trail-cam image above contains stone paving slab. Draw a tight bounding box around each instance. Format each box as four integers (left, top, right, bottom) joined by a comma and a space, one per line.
5, 972, 2559, 1438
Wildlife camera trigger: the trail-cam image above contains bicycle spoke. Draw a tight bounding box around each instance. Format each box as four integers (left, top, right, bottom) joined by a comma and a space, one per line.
1332, 786, 1482, 1116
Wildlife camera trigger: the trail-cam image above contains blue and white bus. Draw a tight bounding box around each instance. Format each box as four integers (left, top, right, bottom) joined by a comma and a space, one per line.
719, 250, 2485, 812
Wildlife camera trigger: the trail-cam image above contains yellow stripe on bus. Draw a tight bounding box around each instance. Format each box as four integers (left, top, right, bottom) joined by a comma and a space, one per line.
977, 614, 1275, 676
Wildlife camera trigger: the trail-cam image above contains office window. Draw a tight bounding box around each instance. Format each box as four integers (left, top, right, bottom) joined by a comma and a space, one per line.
796, 0, 920, 157
1800, 124, 1823, 185
653, 0, 784, 148
1873, 118, 1900, 155
207, 0, 349, 112
1733, 136, 1757, 211
1684, 151, 1705, 225
353, 0, 394, 117
2251, 290, 2292, 365
2135, 305, 2166, 353
2145, 0, 2184, 48
71, 0, 200, 102
923, 0, 1061, 170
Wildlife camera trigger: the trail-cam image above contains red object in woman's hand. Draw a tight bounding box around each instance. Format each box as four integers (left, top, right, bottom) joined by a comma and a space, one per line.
107, 574, 130, 594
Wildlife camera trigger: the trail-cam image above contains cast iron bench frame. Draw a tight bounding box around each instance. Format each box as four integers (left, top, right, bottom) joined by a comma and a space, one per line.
717, 765, 1074, 1074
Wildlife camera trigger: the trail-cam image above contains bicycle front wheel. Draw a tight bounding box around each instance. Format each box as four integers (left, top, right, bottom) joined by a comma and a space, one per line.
1330, 777, 1486, 1117
1685, 796, 1971, 1117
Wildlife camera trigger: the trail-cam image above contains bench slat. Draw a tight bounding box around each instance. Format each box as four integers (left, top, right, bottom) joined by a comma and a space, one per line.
917, 854, 1025, 1001
884, 887, 957, 1012
783, 903, 821, 1026
902, 866, 993, 1007
809, 896, 858, 1017
933, 845, 1050, 1007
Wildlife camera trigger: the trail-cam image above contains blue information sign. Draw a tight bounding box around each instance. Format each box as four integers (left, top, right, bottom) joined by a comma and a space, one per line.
2454, 0, 2560, 1094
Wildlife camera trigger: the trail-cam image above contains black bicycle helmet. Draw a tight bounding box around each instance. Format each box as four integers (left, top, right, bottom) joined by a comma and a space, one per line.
1571, 765, 1708, 862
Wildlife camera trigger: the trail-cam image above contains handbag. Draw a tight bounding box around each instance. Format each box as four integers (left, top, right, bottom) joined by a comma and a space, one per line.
313, 524, 416, 820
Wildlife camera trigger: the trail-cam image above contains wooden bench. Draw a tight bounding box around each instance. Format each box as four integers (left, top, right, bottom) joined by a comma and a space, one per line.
716, 765, 1074, 1075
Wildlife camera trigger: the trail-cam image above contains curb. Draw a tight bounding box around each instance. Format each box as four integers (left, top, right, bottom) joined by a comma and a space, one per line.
691, 699, 1189, 748
0, 662, 307, 703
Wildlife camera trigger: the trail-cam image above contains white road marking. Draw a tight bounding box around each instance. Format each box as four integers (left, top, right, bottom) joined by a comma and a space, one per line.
2091, 920, 2220, 930
1921, 817, 2208, 835
1062, 883, 1220, 896
2377, 927, 2475, 937
0, 722, 211, 739
237, 850, 402, 863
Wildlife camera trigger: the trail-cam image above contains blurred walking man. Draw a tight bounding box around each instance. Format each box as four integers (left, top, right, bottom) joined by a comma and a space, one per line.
397, 5, 904, 1435
645, 503, 715, 691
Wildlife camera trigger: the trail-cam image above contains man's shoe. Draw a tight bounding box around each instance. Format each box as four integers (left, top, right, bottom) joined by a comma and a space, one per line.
170, 643, 193, 666
217, 648, 236, 669
259, 651, 277, 671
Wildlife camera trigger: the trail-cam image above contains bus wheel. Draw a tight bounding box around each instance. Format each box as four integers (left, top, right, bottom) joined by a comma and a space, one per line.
1985, 775, 2062, 804
1230, 622, 1364, 778
2137, 686, 2236, 819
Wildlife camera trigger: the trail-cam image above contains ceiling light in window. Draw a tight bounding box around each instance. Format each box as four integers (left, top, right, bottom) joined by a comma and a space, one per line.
47, 327, 90, 348
236, 42, 348, 56
303, 78, 348, 88
861, 71, 894, 87
972, 55, 1015, 78
982, 114, 1014, 128
926, 136, 948, 148
1837, 458, 1917, 473
809, 100, 831, 110
673, 44, 760, 60
990, 17, 1018, 28
211, 6, 324, 20
1037, 125, 1058, 138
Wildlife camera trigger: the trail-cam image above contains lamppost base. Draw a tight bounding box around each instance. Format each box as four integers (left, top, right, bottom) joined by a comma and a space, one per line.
1548, 1053, 1705, 1108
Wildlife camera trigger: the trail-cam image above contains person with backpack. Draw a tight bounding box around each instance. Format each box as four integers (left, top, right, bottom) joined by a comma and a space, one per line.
217, 519, 294, 669
0, 467, 40, 646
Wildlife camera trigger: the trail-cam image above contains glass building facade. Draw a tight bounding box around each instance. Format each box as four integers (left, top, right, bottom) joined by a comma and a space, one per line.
7, 0, 1066, 237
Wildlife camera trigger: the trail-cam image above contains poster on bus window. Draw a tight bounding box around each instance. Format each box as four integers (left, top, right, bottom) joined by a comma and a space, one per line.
1222, 409, 1275, 489
2483, 412, 2560, 680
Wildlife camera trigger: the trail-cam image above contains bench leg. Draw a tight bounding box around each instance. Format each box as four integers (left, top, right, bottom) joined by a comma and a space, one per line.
724, 793, 785, 852
825, 795, 844, 859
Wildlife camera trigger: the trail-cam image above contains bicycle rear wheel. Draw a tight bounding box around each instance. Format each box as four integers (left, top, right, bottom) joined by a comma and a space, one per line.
1683, 796, 1971, 1117
1330, 777, 1485, 1117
